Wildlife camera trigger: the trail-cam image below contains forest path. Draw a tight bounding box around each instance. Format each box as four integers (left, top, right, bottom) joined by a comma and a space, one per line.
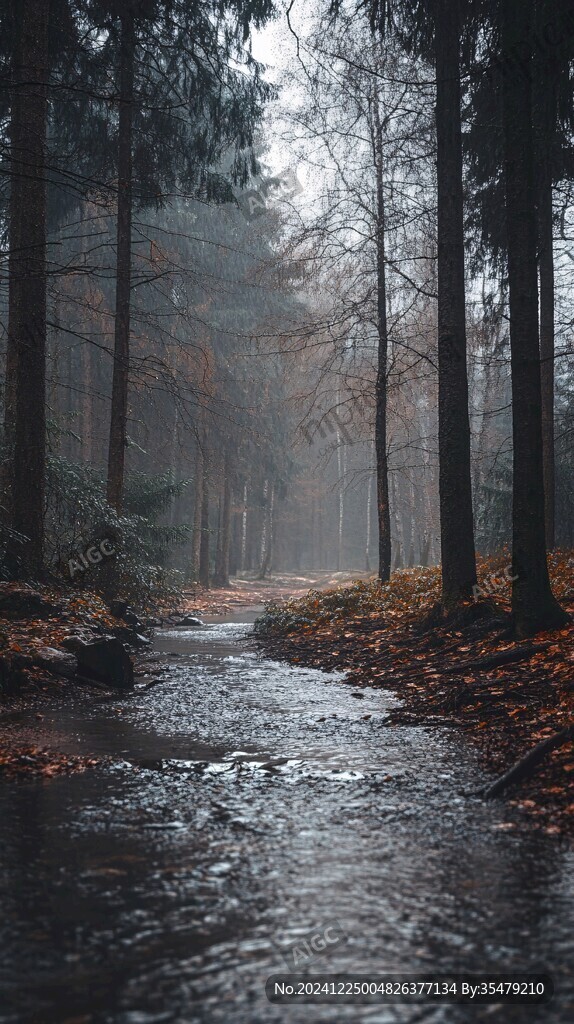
0, 614, 573, 1023
179, 569, 375, 616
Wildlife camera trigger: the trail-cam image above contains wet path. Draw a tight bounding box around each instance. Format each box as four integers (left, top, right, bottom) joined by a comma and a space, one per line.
0, 614, 573, 1023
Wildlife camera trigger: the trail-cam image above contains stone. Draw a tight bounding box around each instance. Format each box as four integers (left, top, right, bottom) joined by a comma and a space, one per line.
34, 647, 77, 679
108, 600, 141, 627
61, 635, 134, 690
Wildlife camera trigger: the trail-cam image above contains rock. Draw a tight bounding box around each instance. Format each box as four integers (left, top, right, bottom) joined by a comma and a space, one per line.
61, 635, 134, 690
178, 615, 205, 627
0, 586, 61, 621
114, 625, 152, 648
108, 600, 141, 627
0, 653, 32, 693
33, 647, 77, 679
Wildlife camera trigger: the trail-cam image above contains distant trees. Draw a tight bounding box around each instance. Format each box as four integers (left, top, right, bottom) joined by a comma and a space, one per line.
1, 0, 277, 576
277, 8, 436, 584
84, 0, 275, 511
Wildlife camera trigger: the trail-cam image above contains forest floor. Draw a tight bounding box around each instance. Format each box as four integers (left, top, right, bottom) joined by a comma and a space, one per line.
254, 552, 574, 838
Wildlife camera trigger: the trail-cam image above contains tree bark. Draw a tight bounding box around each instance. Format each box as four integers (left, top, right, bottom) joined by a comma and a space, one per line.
107, 8, 135, 511
538, 168, 555, 551
199, 450, 210, 589
533, 41, 558, 553
1, 2, 23, 524
258, 480, 274, 579
213, 451, 231, 587
372, 85, 392, 583
501, 0, 567, 635
6, 0, 50, 576
190, 442, 203, 581
240, 482, 248, 571
365, 470, 373, 572
335, 430, 345, 571
434, 0, 477, 608
229, 493, 240, 577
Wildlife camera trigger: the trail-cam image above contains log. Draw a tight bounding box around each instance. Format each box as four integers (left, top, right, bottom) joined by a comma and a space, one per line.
484, 723, 574, 799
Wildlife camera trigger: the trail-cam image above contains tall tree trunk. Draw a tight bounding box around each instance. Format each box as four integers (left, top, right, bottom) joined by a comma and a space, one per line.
258, 478, 269, 576
213, 452, 231, 587
198, 450, 210, 589
107, 8, 135, 511
533, 37, 558, 553
391, 470, 403, 570
214, 495, 223, 580
1, 2, 23, 524
373, 86, 391, 582
398, 470, 413, 570
434, 0, 477, 608
80, 341, 94, 463
6, 0, 50, 576
501, 0, 567, 635
240, 482, 248, 572
315, 491, 319, 573
258, 482, 274, 579
336, 439, 343, 571
190, 442, 203, 580
229, 496, 240, 577
333, 428, 347, 573
538, 167, 555, 550
365, 470, 373, 572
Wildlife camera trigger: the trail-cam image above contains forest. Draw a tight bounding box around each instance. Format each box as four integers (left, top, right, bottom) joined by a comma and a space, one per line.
0, 0, 574, 1022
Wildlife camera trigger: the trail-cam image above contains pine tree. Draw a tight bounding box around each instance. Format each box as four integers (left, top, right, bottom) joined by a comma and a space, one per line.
500, 0, 568, 635
434, 0, 477, 607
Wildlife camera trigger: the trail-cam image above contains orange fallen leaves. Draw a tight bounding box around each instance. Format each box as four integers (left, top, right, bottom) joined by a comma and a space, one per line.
0, 745, 101, 779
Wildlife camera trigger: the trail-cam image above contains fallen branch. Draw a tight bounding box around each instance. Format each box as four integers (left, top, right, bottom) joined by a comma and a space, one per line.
484, 723, 574, 799
389, 711, 474, 727
441, 642, 550, 675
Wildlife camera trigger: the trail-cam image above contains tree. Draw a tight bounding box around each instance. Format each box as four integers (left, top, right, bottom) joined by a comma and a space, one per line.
500, 0, 568, 634
434, 0, 477, 607
329, 0, 478, 602
5, 0, 51, 575
372, 84, 392, 581
465, 0, 574, 554
107, 3, 135, 510
533, 25, 558, 551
